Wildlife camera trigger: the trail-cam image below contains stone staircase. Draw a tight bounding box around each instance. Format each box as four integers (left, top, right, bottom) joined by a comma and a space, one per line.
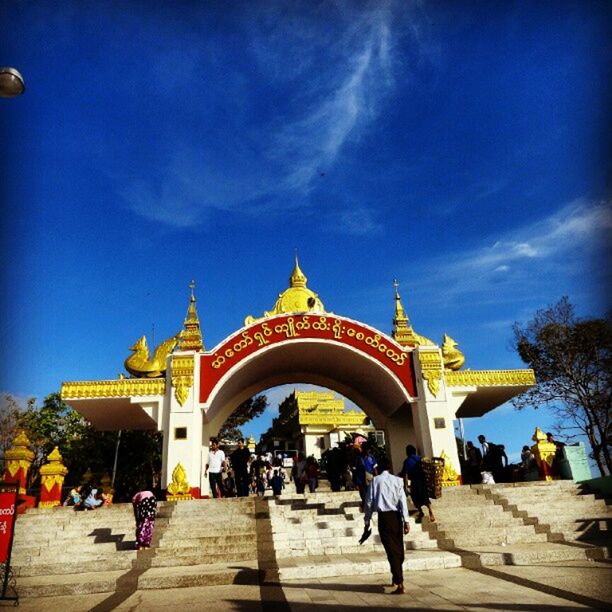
11, 480, 611, 598
11, 498, 260, 598
260, 490, 461, 580
481, 480, 612, 549
423, 486, 549, 548
421, 481, 611, 567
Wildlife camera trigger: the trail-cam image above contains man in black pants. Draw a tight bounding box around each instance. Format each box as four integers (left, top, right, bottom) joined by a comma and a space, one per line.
230, 438, 251, 497
364, 456, 410, 594
205, 438, 226, 498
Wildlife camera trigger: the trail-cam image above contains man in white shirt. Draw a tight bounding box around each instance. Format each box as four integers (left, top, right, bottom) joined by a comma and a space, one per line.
205, 438, 226, 498
364, 456, 410, 594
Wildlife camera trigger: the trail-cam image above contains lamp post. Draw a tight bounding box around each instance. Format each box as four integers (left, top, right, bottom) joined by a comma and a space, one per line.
0, 67, 25, 98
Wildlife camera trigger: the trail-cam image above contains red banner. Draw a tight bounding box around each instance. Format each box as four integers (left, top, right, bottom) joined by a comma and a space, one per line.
0, 492, 17, 564
200, 314, 415, 403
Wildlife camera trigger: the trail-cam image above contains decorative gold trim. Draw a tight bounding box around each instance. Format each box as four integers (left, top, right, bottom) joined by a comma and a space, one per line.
61, 379, 166, 400
40, 446, 68, 492
38, 500, 61, 508
171, 355, 194, 406
445, 369, 536, 387
41, 474, 65, 492
298, 413, 368, 426
440, 450, 461, 487
167, 462, 191, 499
419, 351, 443, 397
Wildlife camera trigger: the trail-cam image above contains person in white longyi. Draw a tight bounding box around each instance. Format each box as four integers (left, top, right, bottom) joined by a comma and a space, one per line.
363, 456, 410, 595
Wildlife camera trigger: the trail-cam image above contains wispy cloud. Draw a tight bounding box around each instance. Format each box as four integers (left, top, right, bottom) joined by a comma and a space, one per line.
405, 198, 611, 308
328, 206, 384, 236
118, 3, 419, 229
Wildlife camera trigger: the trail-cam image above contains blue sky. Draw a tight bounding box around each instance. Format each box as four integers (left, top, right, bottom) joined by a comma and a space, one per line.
1, 1, 610, 465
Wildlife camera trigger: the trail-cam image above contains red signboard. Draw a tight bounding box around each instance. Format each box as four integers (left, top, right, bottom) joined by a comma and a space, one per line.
200, 314, 415, 403
0, 491, 17, 564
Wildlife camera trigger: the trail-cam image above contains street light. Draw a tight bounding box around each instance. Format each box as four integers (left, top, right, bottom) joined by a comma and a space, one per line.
0, 67, 25, 98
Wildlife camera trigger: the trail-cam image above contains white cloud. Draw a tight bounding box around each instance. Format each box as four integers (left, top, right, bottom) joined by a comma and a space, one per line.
402, 199, 611, 308
118, 3, 420, 230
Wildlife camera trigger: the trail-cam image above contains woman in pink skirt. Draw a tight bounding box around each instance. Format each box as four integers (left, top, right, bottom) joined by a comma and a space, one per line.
132, 490, 157, 550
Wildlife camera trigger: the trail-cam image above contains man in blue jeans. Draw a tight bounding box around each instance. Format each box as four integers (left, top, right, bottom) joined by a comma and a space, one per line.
205, 438, 226, 498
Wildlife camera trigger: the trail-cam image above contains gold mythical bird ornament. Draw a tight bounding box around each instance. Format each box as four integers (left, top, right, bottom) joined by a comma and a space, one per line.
441, 334, 465, 370
124, 332, 182, 378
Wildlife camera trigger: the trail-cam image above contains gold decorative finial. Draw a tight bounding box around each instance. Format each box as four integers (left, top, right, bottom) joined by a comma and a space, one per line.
442, 334, 465, 370
179, 280, 204, 351
245, 257, 326, 324
125, 333, 181, 378
391, 280, 433, 347
290, 255, 307, 288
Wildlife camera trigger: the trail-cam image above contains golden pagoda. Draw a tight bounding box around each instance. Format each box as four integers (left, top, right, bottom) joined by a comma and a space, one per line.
245, 257, 326, 325
391, 280, 434, 347
179, 280, 204, 351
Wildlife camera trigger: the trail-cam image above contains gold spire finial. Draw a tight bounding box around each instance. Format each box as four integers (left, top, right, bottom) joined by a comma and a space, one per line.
391, 280, 433, 347
393, 279, 407, 321
290, 255, 307, 288
179, 280, 204, 351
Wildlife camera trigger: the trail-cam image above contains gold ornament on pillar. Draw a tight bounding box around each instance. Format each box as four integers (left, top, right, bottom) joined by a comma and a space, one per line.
3, 430, 35, 494
531, 427, 557, 481
39, 447, 69, 508
418, 351, 443, 397
439, 450, 461, 487
172, 355, 194, 406
166, 462, 192, 501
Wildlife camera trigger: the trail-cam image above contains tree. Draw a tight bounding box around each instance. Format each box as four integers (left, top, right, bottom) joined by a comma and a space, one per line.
7, 392, 163, 499
218, 395, 268, 441
512, 297, 611, 476
17, 392, 89, 487
0, 394, 28, 457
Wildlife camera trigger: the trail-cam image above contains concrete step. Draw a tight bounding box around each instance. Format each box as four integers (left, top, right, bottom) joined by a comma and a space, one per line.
264, 549, 462, 581
438, 530, 548, 548
15, 569, 125, 598
13, 553, 136, 577
429, 506, 507, 519
507, 503, 612, 519
422, 516, 520, 528
136, 560, 260, 590
142, 550, 258, 568
156, 532, 259, 548
459, 541, 609, 567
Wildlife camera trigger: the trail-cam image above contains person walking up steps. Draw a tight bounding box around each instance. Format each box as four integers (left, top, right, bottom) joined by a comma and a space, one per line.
205, 438, 226, 498
364, 456, 410, 595
132, 490, 157, 550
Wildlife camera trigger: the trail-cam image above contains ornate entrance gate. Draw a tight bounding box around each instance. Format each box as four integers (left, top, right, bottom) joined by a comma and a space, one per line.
61, 259, 535, 497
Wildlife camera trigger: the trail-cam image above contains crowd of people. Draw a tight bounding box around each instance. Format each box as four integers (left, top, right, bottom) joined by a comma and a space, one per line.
59, 433, 563, 595
463, 432, 565, 484
205, 437, 299, 498
202, 436, 391, 501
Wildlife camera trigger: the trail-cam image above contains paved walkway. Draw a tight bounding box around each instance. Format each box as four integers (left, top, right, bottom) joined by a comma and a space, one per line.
3, 559, 611, 611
